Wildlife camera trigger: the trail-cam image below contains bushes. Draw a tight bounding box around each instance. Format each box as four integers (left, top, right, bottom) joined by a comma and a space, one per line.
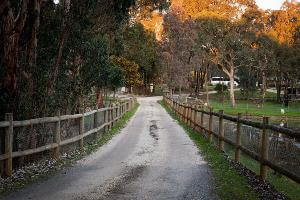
215, 83, 228, 94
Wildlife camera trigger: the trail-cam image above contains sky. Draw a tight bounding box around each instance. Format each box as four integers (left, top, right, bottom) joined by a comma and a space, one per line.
256, 0, 298, 10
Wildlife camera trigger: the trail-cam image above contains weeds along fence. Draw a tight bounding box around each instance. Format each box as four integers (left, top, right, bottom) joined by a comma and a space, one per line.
0, 98, 137, 177
164, 96, 300, 184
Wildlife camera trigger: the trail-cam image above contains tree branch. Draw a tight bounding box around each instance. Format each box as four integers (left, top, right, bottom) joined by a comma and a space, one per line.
15, 0, 29, 34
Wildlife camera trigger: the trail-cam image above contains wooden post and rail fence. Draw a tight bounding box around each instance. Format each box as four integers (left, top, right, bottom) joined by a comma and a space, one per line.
0, 98, 137, 177
163, 95, 300, 184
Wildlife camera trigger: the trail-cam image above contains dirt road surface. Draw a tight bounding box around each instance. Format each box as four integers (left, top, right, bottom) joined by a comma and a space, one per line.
2, 97, 219, 200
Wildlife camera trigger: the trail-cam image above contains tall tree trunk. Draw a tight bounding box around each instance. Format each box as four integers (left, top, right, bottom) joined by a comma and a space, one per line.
1, 0, 29, 109
26, 0, 41, 116
195, 71, 199, 95
47, 0, 71, 96
96, 88, 104, 108
205, 64, 209, 104
261, 71, 267, 108
27, 0, 41, 67
276, 75, 282, 103
229, 67, 236, 107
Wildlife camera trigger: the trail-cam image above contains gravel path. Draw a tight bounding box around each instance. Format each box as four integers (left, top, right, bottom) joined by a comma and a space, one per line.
2, 97, 219, 200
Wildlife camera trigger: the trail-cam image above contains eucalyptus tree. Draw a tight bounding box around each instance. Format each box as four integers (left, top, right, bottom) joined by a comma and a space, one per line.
0, 0, 169, 119
194, 17, 256, 107
162, 7, 197, 94
271, 1, 300, 102
163, 0, 258, 106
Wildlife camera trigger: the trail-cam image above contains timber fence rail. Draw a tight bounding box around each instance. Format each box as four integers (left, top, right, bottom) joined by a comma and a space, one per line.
163, 95, 300, 184
0, 97, 137, 177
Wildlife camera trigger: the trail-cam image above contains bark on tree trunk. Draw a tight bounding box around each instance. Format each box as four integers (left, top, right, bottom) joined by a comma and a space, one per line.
205, 64, 209, 104
195, 71, 199, 95
276, 76, 282, 103
27, 0, 41, 67
96, 88, 104, 108
261, 72, 267, 108
47, 0, 71, 96
229, 67, 236, 107
1, 0, 29, 113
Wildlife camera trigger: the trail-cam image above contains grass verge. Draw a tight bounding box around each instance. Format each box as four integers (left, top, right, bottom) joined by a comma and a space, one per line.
209, 100, 300, 117
159, 100, 258, 200
0, 103, 139, 196
228, 151, 300, 200
209, 91, 300, 117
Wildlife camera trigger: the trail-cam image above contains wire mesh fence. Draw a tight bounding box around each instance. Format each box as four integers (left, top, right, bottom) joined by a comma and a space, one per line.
0, 98, 136, 177
164, 95, 300, 184
268, 129, 300, 178
13, 123, 56, 151
240, 124, 261, 155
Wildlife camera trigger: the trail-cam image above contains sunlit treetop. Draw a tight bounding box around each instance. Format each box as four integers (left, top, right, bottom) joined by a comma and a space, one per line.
176, 0, 257, 20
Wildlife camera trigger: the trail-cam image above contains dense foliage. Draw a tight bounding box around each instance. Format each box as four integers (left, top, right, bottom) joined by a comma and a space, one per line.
0, 0, 167, 119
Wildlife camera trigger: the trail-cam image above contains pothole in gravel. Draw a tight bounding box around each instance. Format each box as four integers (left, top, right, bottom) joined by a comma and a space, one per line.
81, 165, 147, 200
149, 120, 159, 141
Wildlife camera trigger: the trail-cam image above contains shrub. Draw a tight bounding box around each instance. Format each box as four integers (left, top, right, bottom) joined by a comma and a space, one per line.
215, 83, 228, 94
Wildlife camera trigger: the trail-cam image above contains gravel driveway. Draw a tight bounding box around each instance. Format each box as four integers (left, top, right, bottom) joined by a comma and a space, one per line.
2, 96, 219, 200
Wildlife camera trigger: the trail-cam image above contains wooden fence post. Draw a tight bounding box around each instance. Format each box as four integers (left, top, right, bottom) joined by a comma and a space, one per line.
122, 103, 124, 116
188, 106, 191, 126
186, 106, 189, 124
110, 106, 113, 129
260, 117, 270, 180
200, 111, 204, 130
79, 109, 84, 151
181, 105, 184, 121
180, 105, 182, 120
5, 113, 13, 176
190, 106, 193, 126
191, 106, 194, 127
54, 111, 61, 159
218, 110, 224, 151
117, 104, 120, 120
193, 107, 197, 129
208, 108, 213, 143
185, 106, 188, 123
105, 108, 108, 132
235, 113, 242, 163
94, 108, 98, 139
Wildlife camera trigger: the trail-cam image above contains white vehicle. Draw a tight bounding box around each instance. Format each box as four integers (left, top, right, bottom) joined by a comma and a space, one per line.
211, 77, 239, 86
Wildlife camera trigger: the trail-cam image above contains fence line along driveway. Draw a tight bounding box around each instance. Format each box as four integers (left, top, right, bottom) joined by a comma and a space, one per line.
0, 98, 136, 177
1, 97, 219, 200
164, 95, 300, 184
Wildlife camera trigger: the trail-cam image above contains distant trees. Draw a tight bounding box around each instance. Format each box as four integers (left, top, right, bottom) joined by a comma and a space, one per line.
111, 56, 140, 93
122, 24, 160, 90
160, 0, 300, 107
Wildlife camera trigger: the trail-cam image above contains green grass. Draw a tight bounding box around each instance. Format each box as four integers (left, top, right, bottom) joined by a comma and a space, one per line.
226, 150, 300, 200
211, 90, 277, 99
210, 100, 300, 117
0, 103, 140, 196
209, 96, 300, 117
159, 100, 258, 200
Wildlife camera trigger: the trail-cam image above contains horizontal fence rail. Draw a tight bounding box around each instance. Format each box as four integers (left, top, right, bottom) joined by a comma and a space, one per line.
164, 95, 300, 184
0, 98, 137, 177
